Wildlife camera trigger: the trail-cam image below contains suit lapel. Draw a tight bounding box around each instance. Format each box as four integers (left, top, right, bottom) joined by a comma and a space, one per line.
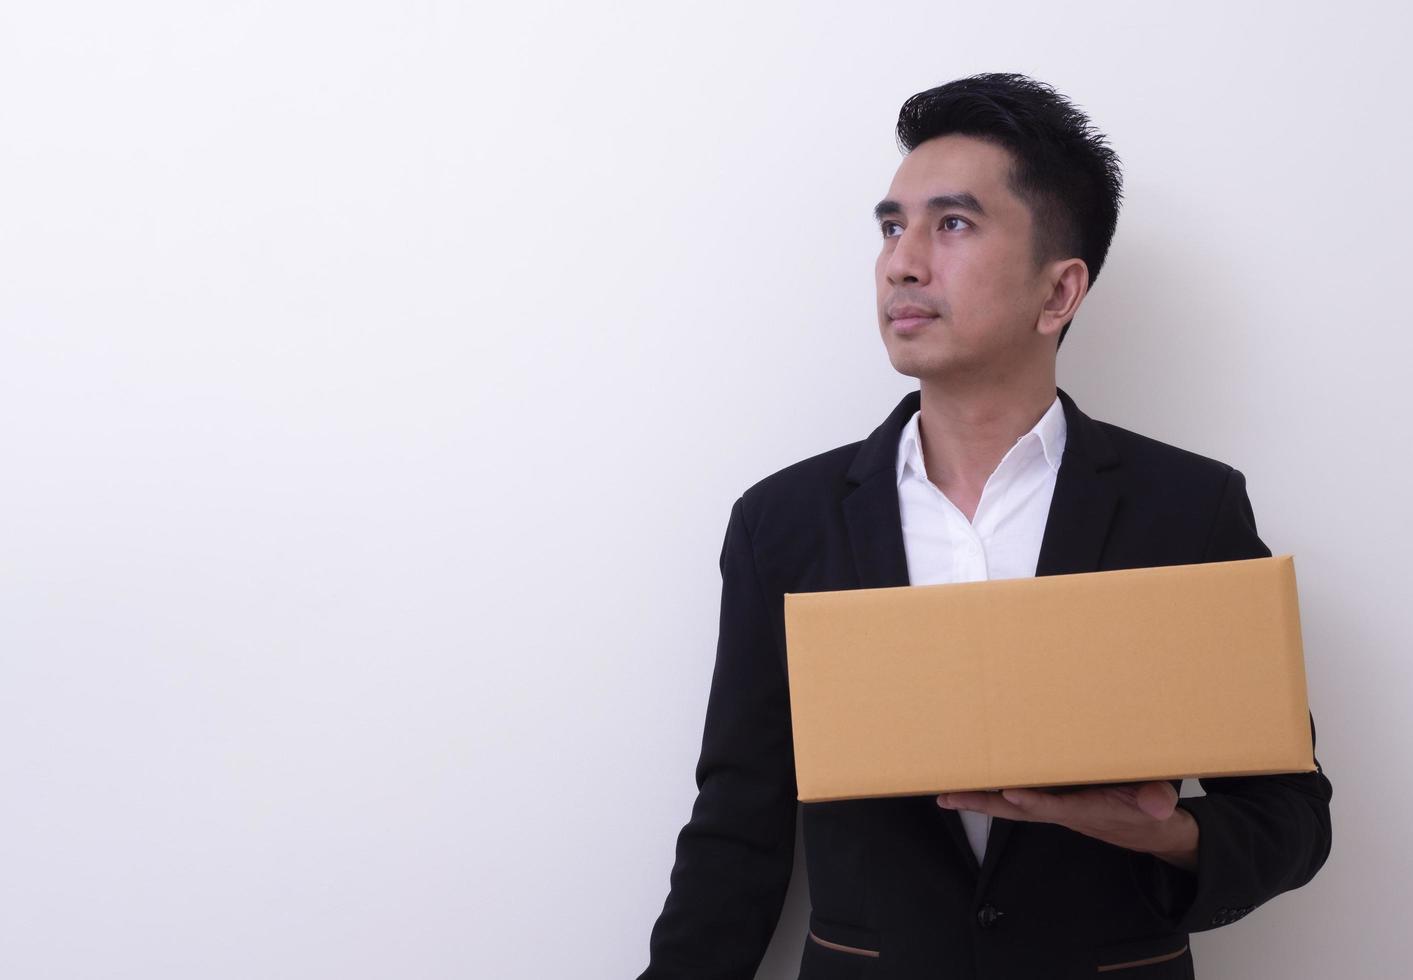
839, 385, 1121, 887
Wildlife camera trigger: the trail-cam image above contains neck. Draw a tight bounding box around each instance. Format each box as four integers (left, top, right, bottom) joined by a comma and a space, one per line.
915, 366, 1058, 496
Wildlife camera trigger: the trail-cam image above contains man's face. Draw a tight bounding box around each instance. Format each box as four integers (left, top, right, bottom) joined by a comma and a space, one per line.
874, 134, 1056, 383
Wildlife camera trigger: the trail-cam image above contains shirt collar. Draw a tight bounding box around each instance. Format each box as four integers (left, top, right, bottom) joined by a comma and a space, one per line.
896, 393, 1068, 486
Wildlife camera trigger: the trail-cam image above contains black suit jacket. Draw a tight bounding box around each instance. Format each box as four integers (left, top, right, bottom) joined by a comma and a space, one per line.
638, 386, 1333, 980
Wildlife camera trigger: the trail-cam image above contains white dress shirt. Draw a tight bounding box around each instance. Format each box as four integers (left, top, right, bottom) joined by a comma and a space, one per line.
895, 393, 1068, 865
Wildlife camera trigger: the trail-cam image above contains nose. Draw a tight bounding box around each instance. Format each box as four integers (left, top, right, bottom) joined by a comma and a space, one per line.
884, 223, 931, 287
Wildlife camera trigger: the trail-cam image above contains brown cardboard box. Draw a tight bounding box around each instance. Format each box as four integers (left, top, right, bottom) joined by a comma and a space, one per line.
782, 554, 1315, 803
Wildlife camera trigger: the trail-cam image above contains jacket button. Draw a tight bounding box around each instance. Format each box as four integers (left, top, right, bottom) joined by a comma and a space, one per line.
976, 904, 1003, 929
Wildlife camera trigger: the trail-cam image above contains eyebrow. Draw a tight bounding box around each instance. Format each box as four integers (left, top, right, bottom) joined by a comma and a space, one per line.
873, 192, 988, 223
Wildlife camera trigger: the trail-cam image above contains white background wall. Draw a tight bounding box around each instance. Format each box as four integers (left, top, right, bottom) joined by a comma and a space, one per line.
1, 1, 1407, 977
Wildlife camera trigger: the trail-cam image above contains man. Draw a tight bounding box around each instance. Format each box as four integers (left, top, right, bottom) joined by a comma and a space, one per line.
637, 73, 1332, 979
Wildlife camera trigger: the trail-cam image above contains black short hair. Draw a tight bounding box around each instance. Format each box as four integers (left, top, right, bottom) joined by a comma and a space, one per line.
894, 73, 1123, 350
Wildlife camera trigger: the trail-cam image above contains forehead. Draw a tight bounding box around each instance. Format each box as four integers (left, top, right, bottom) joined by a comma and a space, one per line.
886, 134, 1023, 219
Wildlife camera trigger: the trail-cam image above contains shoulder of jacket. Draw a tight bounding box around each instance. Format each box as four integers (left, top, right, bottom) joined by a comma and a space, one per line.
734, 439, 864, 531
1093, 419, 1236, 487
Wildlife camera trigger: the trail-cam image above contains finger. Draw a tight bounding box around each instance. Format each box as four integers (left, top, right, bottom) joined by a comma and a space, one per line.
1134, 780, 1179, 820
999, 787, 1073, 823
938, 790, 1043, 822
1001, 784, 1163, 828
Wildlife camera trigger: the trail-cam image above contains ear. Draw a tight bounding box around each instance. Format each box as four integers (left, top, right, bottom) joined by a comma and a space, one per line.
1036, 258, 1089, 341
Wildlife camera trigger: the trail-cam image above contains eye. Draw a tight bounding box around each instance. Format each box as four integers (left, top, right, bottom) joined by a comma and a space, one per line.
941, 215, 971, 232
880, 220, 902, 238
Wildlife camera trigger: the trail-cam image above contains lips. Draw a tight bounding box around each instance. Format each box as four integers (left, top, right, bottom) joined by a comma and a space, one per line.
891, 315, 935, 333
888, 305, 937, 333
888, 305, 936, 320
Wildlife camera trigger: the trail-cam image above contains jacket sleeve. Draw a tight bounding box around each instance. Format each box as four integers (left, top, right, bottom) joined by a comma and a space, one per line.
1125, 466, 1334, 934
636, 495, 799, 979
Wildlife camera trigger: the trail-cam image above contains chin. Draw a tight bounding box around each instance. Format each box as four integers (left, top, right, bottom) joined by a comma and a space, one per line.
885, 346, 941, 380
894, 346, 974, 383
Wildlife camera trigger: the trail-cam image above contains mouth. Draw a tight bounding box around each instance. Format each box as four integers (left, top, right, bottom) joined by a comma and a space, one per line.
890, 314, 937, 333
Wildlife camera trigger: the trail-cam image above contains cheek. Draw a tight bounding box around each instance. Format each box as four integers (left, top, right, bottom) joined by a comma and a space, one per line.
953, 276, 1017, 330
971, 253, 1031, 307
994, 244, 1040, 292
